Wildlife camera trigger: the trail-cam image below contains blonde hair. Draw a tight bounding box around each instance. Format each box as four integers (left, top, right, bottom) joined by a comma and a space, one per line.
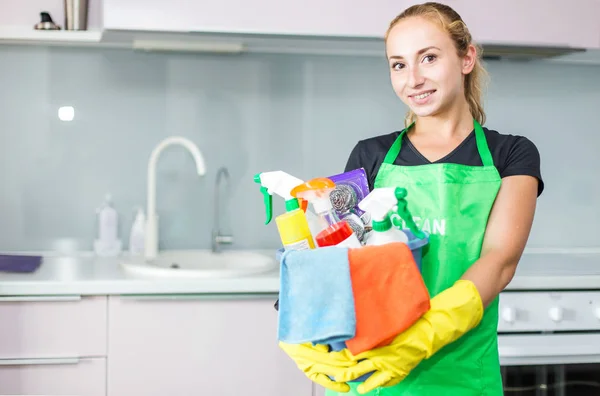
385, 2, 488, 127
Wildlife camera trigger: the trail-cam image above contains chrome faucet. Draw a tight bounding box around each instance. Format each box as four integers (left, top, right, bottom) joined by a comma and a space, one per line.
212, 166, 233, 253
145, 136, 206, 260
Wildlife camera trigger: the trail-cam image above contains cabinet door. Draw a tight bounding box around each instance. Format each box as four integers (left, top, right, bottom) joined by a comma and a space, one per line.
0, 357, 106, 396
102, 0, 409, 37
0, 295, 107, 359
103, 0, 600, 49
440, 0, 600, 49
107, 295, 312, 396
315, 384, 327, 396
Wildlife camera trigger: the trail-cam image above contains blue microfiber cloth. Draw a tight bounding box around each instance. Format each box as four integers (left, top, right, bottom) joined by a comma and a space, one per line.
277, 246, 356, 345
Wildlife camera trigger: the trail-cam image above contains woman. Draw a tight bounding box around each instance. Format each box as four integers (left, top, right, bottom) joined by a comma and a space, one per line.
279, 2, 543, 395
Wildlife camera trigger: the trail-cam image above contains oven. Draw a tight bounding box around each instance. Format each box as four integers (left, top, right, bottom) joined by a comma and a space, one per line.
498, 289, 600, 395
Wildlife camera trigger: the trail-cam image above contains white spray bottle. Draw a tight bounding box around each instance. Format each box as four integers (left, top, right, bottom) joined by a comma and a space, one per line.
254, 171, 319, 251
358, 187, 409, 246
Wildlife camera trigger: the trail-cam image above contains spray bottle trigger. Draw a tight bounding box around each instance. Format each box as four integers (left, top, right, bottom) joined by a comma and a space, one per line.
260, 186, 273, 225
394, 187, 426, 239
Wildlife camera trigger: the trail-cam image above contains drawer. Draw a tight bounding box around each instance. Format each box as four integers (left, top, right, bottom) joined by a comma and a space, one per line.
0, 357, 105, 396
0, 295, 107, 358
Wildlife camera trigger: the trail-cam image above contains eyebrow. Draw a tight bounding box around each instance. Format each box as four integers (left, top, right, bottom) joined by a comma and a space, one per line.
388, 46, 441, 60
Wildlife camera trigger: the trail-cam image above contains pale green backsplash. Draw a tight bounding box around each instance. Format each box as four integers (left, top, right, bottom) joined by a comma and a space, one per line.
0, 45, 598, 251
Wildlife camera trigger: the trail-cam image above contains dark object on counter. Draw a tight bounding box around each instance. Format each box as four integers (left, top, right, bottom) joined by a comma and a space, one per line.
34, 12, 61, 30
0, 255, 43, 273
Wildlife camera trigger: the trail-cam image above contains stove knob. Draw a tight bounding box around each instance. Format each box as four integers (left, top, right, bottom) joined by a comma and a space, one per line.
501, 307, 516, 323
549, 306, 564, 322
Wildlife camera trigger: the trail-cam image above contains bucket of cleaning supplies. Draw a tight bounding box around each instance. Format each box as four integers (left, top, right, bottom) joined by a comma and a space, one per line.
328, 229, 429, 383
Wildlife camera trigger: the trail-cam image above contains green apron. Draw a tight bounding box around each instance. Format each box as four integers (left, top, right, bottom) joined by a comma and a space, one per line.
329, 119, 503, 395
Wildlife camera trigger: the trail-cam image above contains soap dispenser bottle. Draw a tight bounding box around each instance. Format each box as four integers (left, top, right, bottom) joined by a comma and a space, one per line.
129, 207, 146, 256
94, 194, 122, 257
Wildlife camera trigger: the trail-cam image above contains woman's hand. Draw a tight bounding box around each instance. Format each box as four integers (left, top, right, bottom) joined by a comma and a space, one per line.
335, 280, 484, 394
279, 342, 357, 392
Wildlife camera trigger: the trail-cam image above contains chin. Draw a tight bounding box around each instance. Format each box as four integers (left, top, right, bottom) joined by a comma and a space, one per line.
409, 105, 441, 118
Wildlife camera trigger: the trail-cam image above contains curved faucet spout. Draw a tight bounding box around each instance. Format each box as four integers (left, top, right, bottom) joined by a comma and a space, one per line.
145, 136, 206, 259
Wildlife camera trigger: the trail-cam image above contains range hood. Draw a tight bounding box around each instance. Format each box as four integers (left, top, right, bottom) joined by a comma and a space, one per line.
480, 44, 586, 60
102, 29, 589, 61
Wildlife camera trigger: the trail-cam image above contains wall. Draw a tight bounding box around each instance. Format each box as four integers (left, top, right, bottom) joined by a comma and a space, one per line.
0, 44, 598, 252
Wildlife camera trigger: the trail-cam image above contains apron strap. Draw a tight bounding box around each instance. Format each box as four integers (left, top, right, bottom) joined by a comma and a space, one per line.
473, 120, 494, 167
382, 119, 494, 167
382, 122, 414, 165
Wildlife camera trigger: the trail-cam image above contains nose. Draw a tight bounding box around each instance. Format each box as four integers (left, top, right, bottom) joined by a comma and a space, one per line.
407, 65, 425, 88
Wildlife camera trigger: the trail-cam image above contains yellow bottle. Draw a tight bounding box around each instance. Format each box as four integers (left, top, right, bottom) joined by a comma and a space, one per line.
254, 171, 315, 251
275, 204, 315, 250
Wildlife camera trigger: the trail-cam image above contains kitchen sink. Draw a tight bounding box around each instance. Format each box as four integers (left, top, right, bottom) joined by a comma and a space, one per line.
120, 250, 277, 279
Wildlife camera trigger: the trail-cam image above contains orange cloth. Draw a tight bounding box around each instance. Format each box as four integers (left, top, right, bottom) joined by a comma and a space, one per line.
345, 242, 431, 355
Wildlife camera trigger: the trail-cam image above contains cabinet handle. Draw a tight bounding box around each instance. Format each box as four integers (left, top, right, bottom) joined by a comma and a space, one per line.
0, 357, 80, 366
0, 295, 81, 302
120, 293, 277, 301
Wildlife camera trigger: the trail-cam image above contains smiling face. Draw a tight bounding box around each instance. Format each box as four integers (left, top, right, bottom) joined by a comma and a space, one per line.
385, 16, 476, 119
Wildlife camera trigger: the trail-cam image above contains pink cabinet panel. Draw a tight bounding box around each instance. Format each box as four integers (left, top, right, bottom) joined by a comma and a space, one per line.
107, 295, 312, 396
103, 0, 600, 49
315, 384, 327, 396
0, 357, 106, 396
449, 0, 600, 49
103, 0, 408, 37
0, 296, 107, 359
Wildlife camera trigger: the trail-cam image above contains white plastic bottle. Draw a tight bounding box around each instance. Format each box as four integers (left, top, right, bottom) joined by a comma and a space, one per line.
94, 194, 122, 257
358, 187, 409, 246
129, 207, 146, 256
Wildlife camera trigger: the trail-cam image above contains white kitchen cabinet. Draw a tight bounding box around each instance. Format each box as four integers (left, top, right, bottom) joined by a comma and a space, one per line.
106, 295, 312, 396
103, 0, 402, 38
103, 0, 600, 49
0, 295, 107, 359
0, 357, 106, 396
448, 0, 600, 49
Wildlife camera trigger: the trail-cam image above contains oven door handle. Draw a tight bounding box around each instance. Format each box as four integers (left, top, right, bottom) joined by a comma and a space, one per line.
499, 333, 600, 366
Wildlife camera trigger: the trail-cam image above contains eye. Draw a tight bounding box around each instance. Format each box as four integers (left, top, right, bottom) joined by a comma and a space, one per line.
423, 54, 437, 63
391, 62, 405, 71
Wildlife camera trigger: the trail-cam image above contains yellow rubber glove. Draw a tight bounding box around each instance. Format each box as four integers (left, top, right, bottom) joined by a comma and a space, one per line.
279, 341, 357, 393
336, 280, 484, 394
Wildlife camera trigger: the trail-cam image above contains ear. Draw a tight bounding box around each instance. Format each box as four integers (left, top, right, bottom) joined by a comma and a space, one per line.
462, 44, 477, 74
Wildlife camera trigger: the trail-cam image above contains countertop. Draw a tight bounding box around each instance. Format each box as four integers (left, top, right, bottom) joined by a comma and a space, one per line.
0, 251, 281, 296
0, 249, 600, 296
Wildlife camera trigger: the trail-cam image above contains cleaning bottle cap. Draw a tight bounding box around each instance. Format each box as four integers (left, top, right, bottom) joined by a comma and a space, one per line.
315, 221, 354, 247
357, 187, 397, 222
254, 171, 303, 224
291, 178, 336, 214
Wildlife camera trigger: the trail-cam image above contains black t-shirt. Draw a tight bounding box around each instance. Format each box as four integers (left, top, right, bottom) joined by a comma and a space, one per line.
344, 127, 544, 196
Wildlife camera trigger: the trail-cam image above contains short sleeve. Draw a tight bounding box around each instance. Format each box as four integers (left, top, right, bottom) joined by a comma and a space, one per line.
344, 141, 380, 191
344, 142, 363, 173
499, 137, 544, 196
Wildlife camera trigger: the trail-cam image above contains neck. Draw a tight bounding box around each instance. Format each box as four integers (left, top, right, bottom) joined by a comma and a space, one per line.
413, 98, 474, 139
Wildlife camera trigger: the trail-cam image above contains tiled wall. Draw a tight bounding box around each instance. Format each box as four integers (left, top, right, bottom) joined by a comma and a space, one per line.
0, 44, 599, 252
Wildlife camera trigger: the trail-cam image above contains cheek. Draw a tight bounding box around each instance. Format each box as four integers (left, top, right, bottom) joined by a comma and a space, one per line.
431, 66, 462, 93
390, 73, 408, 96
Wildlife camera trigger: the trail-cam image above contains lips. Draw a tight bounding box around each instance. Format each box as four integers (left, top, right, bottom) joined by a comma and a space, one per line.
409, 90, 436, 99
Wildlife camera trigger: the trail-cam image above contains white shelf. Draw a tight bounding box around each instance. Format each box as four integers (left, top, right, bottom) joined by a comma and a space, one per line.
0, 27, 102, 46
